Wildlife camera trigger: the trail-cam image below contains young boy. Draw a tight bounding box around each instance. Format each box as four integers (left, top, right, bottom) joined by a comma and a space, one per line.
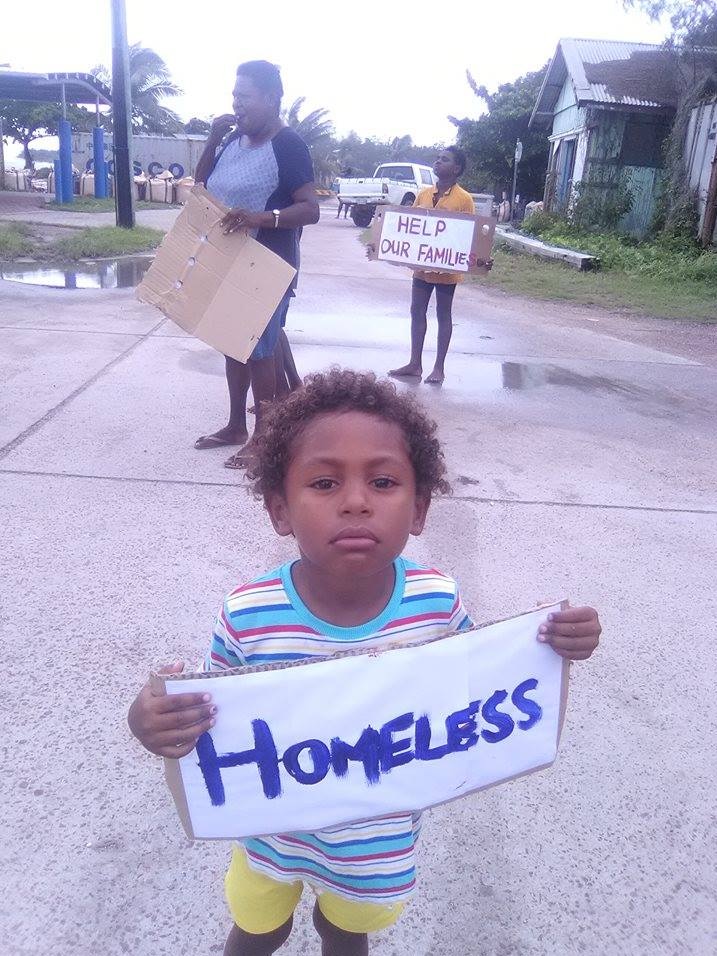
128, 369, 601, 955
389, 146, 478, 385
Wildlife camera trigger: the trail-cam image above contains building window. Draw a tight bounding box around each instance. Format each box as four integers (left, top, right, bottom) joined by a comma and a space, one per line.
620, 114, 671, 168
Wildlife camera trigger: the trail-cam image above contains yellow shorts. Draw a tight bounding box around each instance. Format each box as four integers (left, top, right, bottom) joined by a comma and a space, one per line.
224, 846, 405, 935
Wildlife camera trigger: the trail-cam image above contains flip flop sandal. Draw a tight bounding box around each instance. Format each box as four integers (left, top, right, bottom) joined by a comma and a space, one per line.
194, 433, 240, 450
224, 451, 250, 469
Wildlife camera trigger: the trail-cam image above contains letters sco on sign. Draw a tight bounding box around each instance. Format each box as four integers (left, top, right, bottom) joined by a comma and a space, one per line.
85, 158, 186, 178
196, 677, 542, 805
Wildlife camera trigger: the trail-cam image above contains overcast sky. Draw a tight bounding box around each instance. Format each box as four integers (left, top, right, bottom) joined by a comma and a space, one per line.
3, 0, 668, 146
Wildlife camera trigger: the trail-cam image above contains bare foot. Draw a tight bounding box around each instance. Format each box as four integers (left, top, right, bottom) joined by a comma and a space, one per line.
194, 426, 248, 450
425, 368, 445, 385
389, 363, 422, 379
224, 441, 258, 470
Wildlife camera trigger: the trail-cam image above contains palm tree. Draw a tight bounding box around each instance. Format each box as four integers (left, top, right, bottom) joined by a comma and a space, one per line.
283, 97, 334, 148
283, 97, 337, 186
92, 44, 183, 135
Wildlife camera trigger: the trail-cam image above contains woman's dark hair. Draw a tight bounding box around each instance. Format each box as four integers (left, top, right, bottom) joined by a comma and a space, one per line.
248, 368, 450, 499
446, 145, 467, 176
236, 60, 283, 102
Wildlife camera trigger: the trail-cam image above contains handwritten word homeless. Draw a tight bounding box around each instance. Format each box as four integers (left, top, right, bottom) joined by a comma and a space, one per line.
196, 677, 542, 806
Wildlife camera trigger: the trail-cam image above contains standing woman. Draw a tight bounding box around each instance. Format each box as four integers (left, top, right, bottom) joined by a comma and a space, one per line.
194, 60, 319, 468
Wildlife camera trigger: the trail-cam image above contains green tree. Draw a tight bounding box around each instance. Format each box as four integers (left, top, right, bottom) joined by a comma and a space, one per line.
332, 133, 440, 177
623, 0, 717, 45
449, 65, 550, 199
389, 134, 413, 160
92, 44, 183, 134
184, 117, 211, 135
0, 100, 92, 168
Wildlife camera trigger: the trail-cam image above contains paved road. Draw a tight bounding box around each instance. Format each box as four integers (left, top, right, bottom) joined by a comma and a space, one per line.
1, 206, 716, 956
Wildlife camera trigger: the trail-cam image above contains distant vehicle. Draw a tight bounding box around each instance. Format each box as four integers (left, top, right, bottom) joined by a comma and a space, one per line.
337, 162, 437, 227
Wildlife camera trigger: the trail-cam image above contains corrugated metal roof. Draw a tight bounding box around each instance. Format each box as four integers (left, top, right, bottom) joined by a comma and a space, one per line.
564, 39, 677, 109
0, 70, 111, 106
530, 38, 681, 127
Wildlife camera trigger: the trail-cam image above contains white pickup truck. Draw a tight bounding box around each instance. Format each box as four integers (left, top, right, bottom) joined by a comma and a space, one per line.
338, 162, 437, 227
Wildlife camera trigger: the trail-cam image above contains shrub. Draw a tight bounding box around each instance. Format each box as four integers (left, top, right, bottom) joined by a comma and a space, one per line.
517, 216, 717, 284
570, 179, 634, 231
663, 190, 700, 241
521, 209, 564, 237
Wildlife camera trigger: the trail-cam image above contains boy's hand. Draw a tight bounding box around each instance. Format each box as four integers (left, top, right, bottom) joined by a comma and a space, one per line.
128, 663, 216, 758
468, 253, 494, 271
537, 606, 601, 661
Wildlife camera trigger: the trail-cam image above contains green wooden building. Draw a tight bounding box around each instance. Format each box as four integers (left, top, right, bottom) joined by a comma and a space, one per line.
530, 39, 677, 237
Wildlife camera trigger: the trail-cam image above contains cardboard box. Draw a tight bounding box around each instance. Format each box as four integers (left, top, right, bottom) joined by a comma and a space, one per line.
137, 185, 296, 362
369, 204, 496, 275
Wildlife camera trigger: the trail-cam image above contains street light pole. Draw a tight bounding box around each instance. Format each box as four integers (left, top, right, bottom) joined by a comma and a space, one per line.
111, 0, 134, 227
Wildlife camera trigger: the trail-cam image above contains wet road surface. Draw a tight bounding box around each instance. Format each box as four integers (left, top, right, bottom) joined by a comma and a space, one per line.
1, 205, 715, 955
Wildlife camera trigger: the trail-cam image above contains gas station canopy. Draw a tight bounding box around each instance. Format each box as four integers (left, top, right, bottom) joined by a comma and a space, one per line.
0, 71, 111, 106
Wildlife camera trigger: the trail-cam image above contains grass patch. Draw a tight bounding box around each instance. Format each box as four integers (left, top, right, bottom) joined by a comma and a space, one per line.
478, 245, 717, 321
522, 216, 717, 284
360, 222, 716, 320
0, 221, 164, 261
0, 222, 36, 258
49, 197, 180, 212
50, 225, 164, 259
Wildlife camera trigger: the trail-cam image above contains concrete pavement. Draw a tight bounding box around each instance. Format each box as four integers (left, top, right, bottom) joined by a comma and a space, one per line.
1, 207, 716, 956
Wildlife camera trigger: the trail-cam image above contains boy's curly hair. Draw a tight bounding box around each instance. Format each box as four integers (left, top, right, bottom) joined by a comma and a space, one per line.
248, 368, 450, 499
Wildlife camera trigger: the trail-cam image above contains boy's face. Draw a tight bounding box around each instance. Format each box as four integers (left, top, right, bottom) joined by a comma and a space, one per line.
433, 150, 460, 180
266, 411, 429, 579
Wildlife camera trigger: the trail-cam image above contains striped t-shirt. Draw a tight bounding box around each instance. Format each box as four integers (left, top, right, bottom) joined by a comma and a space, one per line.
208, 556, 473, 903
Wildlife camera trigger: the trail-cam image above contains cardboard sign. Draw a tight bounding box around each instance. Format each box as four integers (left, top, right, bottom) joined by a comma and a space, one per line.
137, 185, 296, 362
161, 602, 569, 840
369, 204, 496, 275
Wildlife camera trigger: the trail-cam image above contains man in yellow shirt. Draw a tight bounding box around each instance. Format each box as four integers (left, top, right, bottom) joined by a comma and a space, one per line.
390, 146, 475, 384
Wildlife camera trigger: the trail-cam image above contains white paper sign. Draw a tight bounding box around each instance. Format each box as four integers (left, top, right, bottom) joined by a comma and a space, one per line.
163, 603, 568, 840
377, 208, 477, 271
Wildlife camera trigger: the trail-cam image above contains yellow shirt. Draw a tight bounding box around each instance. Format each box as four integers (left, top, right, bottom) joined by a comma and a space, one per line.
413, 183, 475, 284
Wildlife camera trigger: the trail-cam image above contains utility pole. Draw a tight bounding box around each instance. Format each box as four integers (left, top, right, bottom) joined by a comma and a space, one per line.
0, 65, 11, 188
0, 117, 5, 190
510, 139, 522, 223
111, 0, 134, 227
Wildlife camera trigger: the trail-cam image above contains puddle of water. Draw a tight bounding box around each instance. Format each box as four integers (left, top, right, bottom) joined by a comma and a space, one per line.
0, 255, 153, 289
456, 359, 648, 398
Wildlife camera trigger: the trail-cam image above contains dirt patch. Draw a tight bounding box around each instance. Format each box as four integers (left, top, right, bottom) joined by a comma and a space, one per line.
24, 223, 82, 243
0, 191, 46, 215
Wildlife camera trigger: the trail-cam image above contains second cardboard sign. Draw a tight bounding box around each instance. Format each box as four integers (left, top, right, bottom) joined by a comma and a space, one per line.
370, 204, 496, 275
